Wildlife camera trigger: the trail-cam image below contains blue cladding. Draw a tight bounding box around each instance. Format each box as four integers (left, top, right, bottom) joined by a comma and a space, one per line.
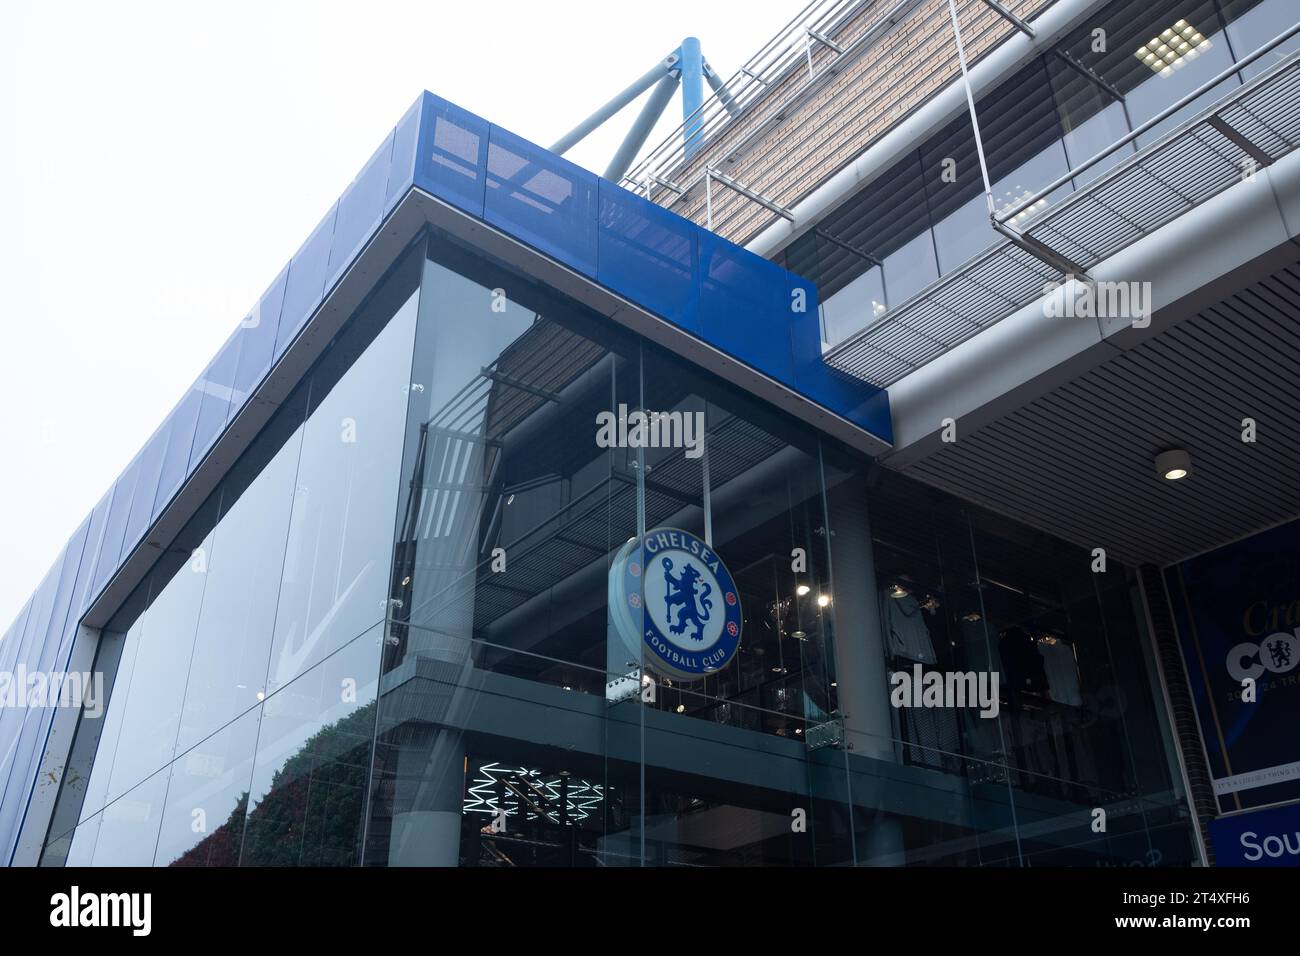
274, 203, 339, 358
386, 98, 421, 215
230, 266, 288, 419
698, 231, 794, 382
596, 180, 700, 334
120, 426, 169, 556
414, 94, 488, 217
90, 462, 140, 599
188, 332, 242, 472
76, 492, 112, 616
153, 392, 201, 519
329, 132, 395, 290
486, 125, 598, 277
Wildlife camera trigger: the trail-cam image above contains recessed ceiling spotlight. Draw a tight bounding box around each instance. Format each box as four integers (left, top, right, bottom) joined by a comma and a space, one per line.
1135, 20, 1210, 76
796, 584, 811, 596
817, 594, 831, 608
1156, 448, 1192, 481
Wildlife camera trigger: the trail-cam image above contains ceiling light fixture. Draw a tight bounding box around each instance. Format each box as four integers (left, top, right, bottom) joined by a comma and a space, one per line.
1135, 20, 1210, 77
1155, 448, 1192, 481
817, 594, 831, 608
796, 584, 811, 596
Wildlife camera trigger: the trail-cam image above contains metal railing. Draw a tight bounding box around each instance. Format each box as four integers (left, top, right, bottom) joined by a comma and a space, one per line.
824, 32, 1300, 387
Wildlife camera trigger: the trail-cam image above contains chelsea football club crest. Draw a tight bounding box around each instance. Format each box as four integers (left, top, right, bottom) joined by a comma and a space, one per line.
609, 528, 743, 682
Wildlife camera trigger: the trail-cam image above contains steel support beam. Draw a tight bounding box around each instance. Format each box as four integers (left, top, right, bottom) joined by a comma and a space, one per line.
604, 72, 681, 182
680, 36, 706, 160
550, 55, 678, 156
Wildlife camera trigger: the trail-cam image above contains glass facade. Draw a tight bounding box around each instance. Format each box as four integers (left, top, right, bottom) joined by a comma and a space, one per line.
38, 225, 1200, 867
783, 0, 1297, 346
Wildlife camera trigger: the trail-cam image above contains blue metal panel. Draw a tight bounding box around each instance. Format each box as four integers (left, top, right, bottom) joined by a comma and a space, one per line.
188, 331, 242, 472
229, 265, 288, 421
76, 493, 112, 617
0, 601, 32, 677
385, 97, 422, 216
328, 131, 396, 290
0, 520, 90, 861
0, 563, 60, 843
274, 203, 340, 359
485, 125, 598, 277
698, 230, 795, 382
596, 179, 700, 334
152, 391, 201, 521
120, 425, 169, 556
89, 461, 141, 601
413, 93, 489, 218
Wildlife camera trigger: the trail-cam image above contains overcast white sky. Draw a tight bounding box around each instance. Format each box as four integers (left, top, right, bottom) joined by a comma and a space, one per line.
0, 0, 799, 630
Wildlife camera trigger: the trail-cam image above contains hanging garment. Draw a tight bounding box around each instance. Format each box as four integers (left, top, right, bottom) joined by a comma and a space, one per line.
882, 593, 937, 664
1038, 640, 1083, 707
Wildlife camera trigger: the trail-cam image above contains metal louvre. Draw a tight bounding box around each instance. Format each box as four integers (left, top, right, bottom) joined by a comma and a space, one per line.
899, 260, 1300, 567
825, 49, 1300, 387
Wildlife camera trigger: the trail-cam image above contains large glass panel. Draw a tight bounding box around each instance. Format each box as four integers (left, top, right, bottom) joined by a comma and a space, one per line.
176, 389, 307, 753
1046, 53, 1136, 188
1221, 0, 1300, 80
88, 770, 168, 867
101, 516, 213, 806
154, 708, 260, 866
367, 234, 637, 866
1064, 0, 1238, 147
265, 251, 420, 692
239, 624, 381, 866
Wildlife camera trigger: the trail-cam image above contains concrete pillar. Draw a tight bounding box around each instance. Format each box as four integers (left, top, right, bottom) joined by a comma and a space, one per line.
826, 472, 905, 865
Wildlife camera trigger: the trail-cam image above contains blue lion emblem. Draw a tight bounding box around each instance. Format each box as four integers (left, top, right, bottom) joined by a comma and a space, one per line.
662, 557, 712, 641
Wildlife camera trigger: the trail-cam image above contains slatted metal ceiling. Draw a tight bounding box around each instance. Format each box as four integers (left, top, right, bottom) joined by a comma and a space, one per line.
898, 259, 1300, 568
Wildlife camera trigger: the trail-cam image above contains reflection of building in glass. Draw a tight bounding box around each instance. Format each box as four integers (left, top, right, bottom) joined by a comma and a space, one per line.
5, 0, 1300, 869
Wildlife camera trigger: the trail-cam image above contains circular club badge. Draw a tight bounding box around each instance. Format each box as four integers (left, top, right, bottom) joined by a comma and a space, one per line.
611, 528, 743, 682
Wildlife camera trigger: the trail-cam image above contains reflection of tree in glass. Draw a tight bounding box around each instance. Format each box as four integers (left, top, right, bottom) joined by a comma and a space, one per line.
168, 703, 375, 867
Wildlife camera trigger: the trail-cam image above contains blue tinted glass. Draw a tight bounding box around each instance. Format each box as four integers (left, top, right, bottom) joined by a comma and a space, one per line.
413, 94, 489, 217
230, 266, 288, 421
698, 231, 794, 380
329, 132, 395, 289
90, 461, 141, 600
485, 125, 598, 276
152, 390, 201, 519
188, 332, 242, 472
386, 96, 421, 214
275, 204, 339, 358
120, 425, 170, 556
597, 179, 699, 333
